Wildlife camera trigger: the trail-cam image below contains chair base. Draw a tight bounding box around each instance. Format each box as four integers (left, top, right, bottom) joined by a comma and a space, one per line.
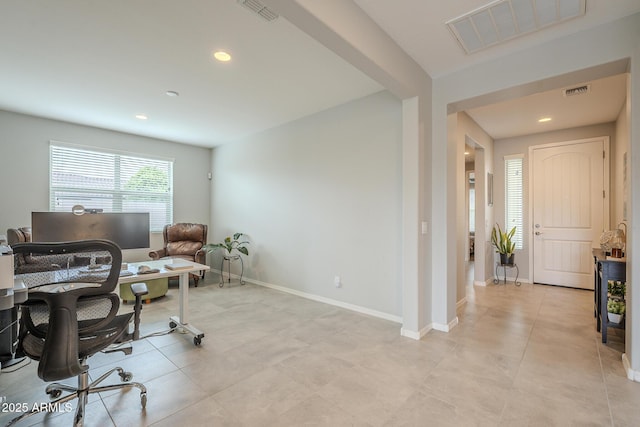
7, 364, 146, 427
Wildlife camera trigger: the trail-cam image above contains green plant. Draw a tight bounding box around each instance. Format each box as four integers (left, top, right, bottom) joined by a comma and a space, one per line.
491, 223, 516, 256
607, 280, 626, 298
204, 232, 249, 256
607, 299, 626, 315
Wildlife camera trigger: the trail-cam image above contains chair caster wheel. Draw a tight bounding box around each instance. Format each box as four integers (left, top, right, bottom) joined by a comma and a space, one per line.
120, 372, 133, 382
47, 388, 62, 399
193, 336, 202, 346
219, 283, 224, 288
169, 321, 177, 329
140, 392, 147, 408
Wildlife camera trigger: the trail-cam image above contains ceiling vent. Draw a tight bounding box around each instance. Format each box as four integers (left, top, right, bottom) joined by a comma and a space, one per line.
446, 0, 586, 54
563, 84, 590, 97
237, 0, 279, 22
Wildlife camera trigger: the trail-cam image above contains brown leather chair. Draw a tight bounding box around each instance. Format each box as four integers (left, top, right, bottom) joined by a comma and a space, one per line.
7, 227, 32, 246
148, 223, 208, 286
7, 227, 52, 274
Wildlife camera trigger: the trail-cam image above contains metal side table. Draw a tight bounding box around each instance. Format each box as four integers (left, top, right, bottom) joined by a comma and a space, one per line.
219, 254, 245, 287
494, 262, 520, 286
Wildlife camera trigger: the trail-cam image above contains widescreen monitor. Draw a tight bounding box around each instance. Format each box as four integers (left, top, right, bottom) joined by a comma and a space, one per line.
31, 212, 150, 250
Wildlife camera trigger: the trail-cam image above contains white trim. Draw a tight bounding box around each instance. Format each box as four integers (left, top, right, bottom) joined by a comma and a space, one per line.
456, 297, 467, 309
50, 139, 175, 162
233, 274, 403, 324
622, 354, 640, 382
432, 316, 459, 332
401, 324, 432, 340
475, 280, 488, 287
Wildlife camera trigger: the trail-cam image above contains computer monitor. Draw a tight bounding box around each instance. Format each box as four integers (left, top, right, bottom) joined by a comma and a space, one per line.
31, 212, 150, 250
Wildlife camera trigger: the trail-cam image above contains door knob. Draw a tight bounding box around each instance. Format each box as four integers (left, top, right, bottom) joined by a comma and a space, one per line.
535, 231, 542, 235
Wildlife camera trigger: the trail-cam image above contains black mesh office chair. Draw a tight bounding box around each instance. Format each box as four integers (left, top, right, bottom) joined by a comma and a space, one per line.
7, 240, 148, 427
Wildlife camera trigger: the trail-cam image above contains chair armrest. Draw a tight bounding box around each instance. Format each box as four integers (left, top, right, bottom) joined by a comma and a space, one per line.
130, 282, 149, 297
148, 248, 167, 260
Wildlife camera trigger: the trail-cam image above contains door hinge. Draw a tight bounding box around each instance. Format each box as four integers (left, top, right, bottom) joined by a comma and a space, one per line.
603, 151, 606, 159
603, 190, 606, 198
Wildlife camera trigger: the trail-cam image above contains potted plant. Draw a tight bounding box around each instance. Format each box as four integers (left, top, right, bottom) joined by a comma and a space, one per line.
608, 280, 626, 298
491, 223, 516, 265
607, 299, 626, 324
607, 280, 626, 324
204, 232, 249, 257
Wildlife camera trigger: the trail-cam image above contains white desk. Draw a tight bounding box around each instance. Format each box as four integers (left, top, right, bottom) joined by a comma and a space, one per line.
119, 259, 209, 345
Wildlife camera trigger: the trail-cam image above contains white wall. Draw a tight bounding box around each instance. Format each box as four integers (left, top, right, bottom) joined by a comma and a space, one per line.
211, 91, 403, 318
494, 122, 616, 281
0, 110, 212, 262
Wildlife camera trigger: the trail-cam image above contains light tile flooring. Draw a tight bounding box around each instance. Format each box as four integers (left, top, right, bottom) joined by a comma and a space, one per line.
1, 270, 639, 426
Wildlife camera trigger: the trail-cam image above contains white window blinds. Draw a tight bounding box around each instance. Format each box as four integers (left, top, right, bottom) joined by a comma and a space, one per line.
50, 143, 173, 232
505, 155, 523, 250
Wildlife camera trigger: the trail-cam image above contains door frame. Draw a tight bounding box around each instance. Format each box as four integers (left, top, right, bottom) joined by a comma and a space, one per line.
527, 136, 610, 285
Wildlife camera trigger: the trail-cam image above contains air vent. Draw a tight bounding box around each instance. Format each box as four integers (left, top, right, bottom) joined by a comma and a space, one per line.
446, 0, 586, 54
563, 85, 590, 97
237, 0, 279, 22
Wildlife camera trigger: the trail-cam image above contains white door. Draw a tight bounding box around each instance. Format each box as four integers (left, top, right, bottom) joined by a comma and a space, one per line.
532, 138, 607, 289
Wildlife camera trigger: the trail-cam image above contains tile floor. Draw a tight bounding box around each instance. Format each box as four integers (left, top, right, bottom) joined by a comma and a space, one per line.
1, 270, 639, 426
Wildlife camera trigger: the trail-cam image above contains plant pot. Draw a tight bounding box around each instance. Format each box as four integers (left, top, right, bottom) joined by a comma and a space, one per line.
499, 253, 514, 265
608, 312, 623, 324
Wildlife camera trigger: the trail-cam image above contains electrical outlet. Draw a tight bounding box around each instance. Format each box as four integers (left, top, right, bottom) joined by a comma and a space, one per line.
334, 276, 342, 288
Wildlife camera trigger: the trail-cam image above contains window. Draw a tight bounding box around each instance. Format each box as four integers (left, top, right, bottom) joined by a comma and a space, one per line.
50, 142, 173, 232
505, 155, 523, 250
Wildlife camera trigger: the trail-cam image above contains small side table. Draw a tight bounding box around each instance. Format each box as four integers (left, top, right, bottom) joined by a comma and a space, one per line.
219, 255, 245, 287
494, 263, 520, 286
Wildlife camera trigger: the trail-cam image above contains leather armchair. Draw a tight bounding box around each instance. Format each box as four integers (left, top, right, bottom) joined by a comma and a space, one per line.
7, 227, 66, 274
149, 223, 208, 285
7, 226, 32, 245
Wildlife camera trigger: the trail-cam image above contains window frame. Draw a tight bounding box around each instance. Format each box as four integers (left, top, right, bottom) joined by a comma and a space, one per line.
49, 141, 174, 232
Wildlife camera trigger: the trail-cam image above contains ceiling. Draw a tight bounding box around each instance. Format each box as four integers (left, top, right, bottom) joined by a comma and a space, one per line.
0, 0, 382, 147
1, 1, 639, 147
466, 73, 628, 139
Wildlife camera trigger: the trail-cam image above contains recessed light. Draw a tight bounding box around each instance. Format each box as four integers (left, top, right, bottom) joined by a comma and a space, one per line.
213, 50, 232, 62
135, 114, 148, 120
464, 151, 470, 155
165, 90, 179, 97
538, 117, 552, 123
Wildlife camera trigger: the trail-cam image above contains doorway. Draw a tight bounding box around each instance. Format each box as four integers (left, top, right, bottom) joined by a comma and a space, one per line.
531, 137, 609, 289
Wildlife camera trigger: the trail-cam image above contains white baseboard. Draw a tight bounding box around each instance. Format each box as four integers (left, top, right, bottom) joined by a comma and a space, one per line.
622, 353, 640, 382
401, 324, 432, 340
456, 297, 467, 308
475, 280, 488, 287
242, 276, 403, 324
432, 316, 459, 332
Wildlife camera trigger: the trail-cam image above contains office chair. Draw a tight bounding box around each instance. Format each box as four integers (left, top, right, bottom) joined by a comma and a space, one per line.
7, 240, 148, 427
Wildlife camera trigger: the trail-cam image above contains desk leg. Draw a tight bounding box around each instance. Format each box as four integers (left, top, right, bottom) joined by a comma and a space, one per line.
168, 271, 204, 346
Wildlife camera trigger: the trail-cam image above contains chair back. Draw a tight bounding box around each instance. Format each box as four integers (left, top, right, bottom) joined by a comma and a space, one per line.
7, 227, 32, 269
12, 240, 123, 381
163, 223, 207, 257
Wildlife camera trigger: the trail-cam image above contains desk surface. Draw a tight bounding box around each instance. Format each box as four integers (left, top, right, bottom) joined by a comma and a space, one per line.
118, 259, 210, 284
